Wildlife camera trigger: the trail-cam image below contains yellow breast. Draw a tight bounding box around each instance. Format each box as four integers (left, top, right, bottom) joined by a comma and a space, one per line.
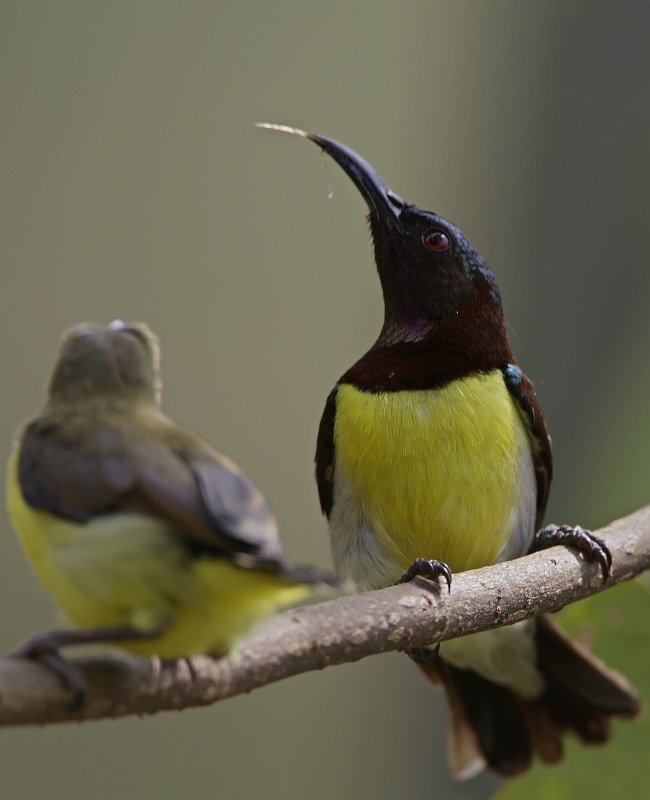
330, 370, 535, 586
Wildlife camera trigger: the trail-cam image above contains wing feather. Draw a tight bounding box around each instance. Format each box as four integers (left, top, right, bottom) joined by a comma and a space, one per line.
502, 367, 553, 530
18, 411, 281, 561
315, 386, 339, 518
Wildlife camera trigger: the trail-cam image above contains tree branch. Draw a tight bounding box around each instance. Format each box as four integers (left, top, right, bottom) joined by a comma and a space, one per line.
2, 504, 650, 727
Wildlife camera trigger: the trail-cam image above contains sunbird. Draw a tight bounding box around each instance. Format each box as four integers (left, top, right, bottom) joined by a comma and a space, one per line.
259, 124, 641, 778
7, 320, 335, 703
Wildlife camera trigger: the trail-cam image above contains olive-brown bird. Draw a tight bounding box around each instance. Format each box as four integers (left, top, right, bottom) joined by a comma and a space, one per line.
260, 124, 641, 778
7, 320, 334, 701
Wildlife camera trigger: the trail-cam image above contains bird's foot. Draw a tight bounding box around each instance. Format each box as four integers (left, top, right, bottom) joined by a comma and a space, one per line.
8, 623, 169, 710
394, 558, 452, 593
405, 643, 441, 665
530, 524, 612, 579
184, 657, 198, 683
9, 631, 90, 710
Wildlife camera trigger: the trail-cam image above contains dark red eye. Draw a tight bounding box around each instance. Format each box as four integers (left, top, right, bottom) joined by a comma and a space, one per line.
424, 231, 449, 251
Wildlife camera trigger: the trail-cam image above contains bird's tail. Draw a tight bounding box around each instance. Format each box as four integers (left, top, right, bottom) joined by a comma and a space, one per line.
420, 616, 642, 779
277, 561, 344, 590
232, 552, 342, 590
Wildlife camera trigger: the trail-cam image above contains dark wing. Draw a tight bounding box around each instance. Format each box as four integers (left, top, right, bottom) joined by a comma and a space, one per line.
190, 451, 281, 557
502, 365, 553, 530
315, 386, 339, 518
18, 412, 282, 562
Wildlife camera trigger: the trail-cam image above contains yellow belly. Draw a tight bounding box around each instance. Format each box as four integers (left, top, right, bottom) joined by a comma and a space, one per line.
330, 371, 535, 587
6, 451, 308, 658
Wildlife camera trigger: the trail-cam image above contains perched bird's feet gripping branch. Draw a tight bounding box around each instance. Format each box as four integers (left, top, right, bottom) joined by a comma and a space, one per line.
530, 524, 613, 578
393, 559, 450, 665
394, 558, 452, 592
405, 643, 441, 665
9, 626, 167, 711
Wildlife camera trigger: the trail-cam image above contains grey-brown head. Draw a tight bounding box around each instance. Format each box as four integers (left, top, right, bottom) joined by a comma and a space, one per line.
47, 320, 161, 410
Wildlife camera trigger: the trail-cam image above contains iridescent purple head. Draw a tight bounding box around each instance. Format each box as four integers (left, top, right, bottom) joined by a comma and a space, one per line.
302, 131, 504, 345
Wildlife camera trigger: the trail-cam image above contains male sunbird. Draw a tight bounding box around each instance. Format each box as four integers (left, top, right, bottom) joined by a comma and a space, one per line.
259, 124, 641, 778
7, 320, 334, 703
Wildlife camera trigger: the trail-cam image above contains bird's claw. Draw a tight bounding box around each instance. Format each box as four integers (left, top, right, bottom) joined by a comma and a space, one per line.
9, 634, 87, 710
531, 524, 612, 579
394, 558, 452, 593
405, 643, 441, 665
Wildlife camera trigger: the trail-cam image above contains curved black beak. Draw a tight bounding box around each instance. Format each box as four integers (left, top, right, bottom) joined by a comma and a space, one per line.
257, 124, 405, 230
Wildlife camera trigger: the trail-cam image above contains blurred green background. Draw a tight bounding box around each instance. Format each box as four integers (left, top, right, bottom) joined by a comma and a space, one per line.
1, 1, 650, 798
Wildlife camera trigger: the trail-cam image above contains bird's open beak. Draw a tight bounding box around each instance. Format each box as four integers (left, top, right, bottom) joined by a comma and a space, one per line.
257, 123, 405, 230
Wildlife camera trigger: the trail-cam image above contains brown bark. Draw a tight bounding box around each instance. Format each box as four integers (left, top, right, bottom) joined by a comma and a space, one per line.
2, 504, 649, 727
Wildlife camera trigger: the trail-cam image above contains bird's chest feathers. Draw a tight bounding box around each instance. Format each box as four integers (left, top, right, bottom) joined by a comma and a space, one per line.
330, 371, 535, 585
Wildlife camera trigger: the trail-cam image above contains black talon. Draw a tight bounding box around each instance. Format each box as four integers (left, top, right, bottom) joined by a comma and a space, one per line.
406, 643, 440, 665
530, 524, 612, 579
394, 558, 452, 593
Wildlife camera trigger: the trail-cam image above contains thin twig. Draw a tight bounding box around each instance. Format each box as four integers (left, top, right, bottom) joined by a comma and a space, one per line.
2, 504, 650, 727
